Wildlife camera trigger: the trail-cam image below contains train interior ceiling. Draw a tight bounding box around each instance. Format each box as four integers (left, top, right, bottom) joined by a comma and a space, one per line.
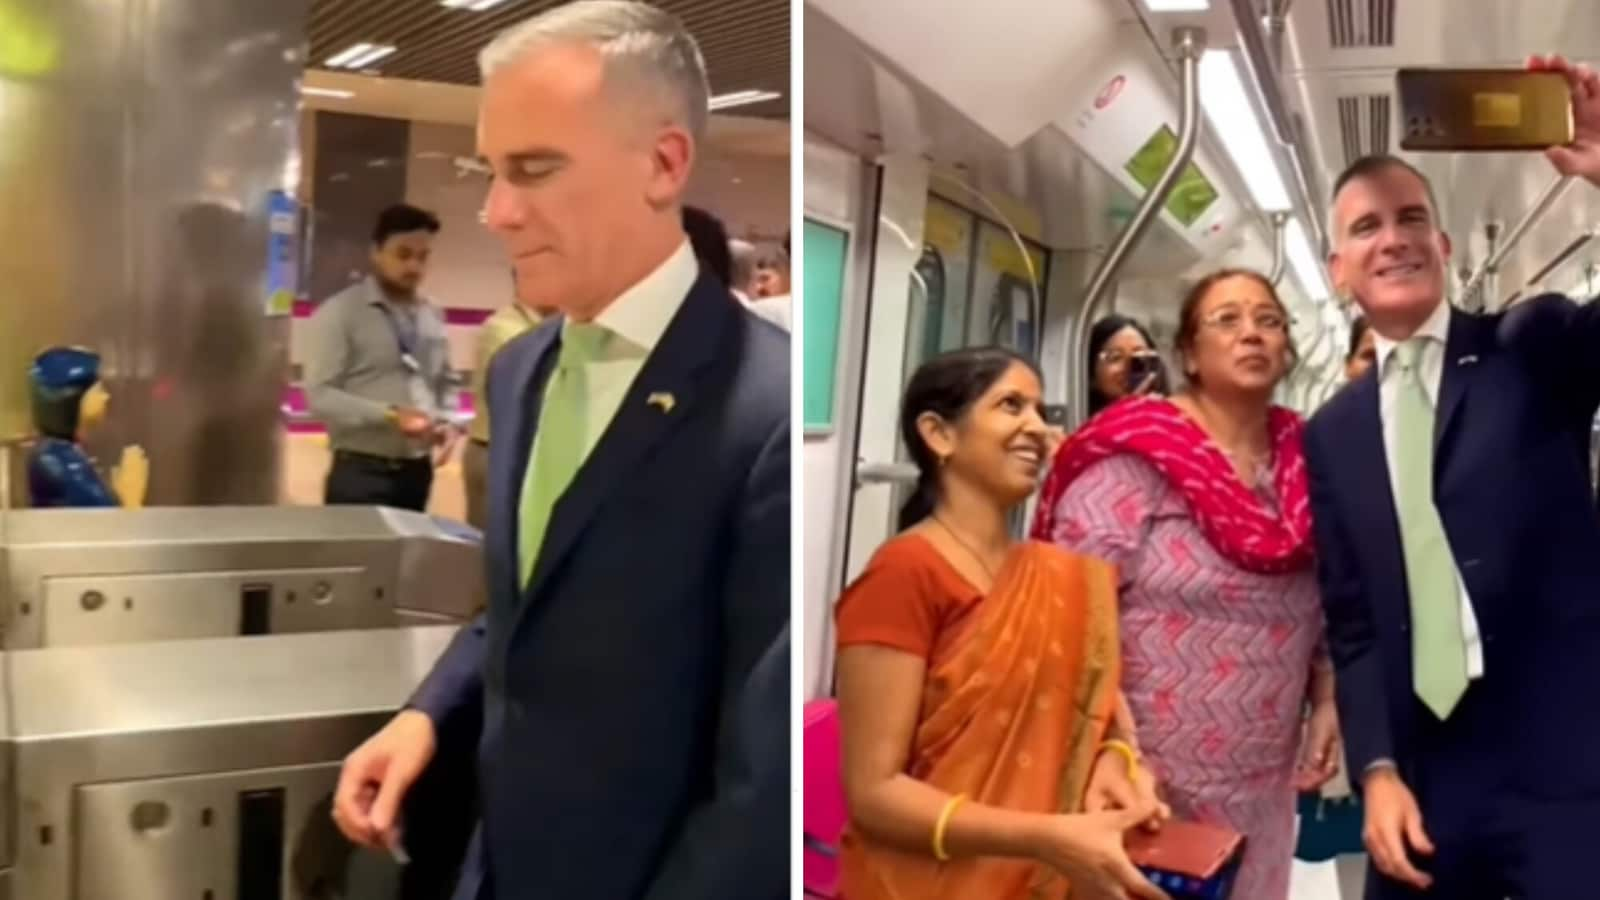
804, 0, 1600, 411
800, 0, 1600, 697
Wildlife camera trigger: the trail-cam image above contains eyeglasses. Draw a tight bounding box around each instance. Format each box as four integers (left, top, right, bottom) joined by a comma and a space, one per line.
1200, 308, 1288, 334
1097, 348, 1158, 366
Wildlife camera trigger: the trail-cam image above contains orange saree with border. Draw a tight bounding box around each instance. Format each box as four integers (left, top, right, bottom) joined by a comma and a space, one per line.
840, 539, 1122, 900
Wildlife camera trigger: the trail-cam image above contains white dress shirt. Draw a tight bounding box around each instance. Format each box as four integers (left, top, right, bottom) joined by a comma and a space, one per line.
747, 293, 792, 332
532, 239, 697, 466
1372, 299, 1485, 681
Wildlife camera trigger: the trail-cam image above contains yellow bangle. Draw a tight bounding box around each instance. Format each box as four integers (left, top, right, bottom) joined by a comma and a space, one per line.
932, 793, 967, 862
1100, 739, 1141, 780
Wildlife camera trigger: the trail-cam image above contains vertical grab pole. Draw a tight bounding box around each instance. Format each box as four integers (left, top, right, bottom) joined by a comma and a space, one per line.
1068, 27, 1206, 427
1268, 211, 1289, 286
1461, 175, 1573, 307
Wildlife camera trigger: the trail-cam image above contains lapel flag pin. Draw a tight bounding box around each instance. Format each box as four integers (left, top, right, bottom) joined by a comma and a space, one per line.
647, 392, 676, 414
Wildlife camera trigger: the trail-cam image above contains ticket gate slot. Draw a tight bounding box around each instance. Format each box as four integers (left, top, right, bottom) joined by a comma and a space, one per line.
74, 763, 400, 900
34, 567, 381, 646
0, 507, 484, 649
1, 625, 456, 899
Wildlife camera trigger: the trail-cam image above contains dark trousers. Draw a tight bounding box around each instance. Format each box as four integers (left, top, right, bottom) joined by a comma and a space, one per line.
1368, 686, 1600, 900
324, 450, 433, 512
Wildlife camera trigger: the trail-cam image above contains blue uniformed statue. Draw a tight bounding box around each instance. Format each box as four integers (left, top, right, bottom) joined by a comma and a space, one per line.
26, 347, 147, 508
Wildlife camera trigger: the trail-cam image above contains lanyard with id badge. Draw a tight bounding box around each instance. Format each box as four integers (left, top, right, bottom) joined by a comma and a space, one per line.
375, 302, 439, 418
376, 302, 423, 373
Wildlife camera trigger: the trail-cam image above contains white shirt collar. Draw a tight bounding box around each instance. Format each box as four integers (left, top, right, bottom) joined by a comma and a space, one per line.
572, 239, 697, 355
1374, 298, 1452, 380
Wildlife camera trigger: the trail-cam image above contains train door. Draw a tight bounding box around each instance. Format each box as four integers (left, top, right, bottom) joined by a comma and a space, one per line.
820, 169, 1047, 694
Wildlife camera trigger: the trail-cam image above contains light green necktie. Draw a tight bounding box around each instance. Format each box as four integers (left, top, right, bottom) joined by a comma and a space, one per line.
517, 323, 609, 588
1392, 338, 1468, 719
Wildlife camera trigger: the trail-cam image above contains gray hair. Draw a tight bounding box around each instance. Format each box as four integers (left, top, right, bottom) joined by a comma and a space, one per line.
729, 239, 758, 289
760, 245, 790, 273
480, 1, 710, 143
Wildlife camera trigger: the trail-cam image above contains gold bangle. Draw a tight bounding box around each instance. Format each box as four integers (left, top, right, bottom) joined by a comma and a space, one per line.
932, 793, 967, 862
1100, 739, 1141, 781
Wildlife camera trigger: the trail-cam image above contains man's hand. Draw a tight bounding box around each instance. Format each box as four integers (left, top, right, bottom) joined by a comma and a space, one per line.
1531, 55, 1600, 186
391, 407, 433, 438
331, 709, 437, 851
1361, 767, 1434, 890
431, 423, 461, 467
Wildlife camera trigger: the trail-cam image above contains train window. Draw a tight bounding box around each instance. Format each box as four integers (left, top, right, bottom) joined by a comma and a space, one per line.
802, 217, 850, 432
969, 220, 1047, 355
907, 195, 976, 373
903, 194, 1049, 388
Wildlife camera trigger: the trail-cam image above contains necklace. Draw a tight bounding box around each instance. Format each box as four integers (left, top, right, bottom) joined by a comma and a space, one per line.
931, 514, 1002, 582
1185, 399, 1272, 488
1219, 444, 1272, 482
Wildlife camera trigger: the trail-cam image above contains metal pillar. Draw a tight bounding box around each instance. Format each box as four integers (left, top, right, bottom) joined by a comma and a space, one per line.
1068, 27, 1205, 427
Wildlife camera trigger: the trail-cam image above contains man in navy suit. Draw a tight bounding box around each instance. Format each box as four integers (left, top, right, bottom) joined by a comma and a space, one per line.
329, 4, 789, 898
1307, 56, 1600, 899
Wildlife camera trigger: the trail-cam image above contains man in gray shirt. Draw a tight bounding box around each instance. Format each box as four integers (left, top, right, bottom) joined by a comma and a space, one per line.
304, 204, 456, 511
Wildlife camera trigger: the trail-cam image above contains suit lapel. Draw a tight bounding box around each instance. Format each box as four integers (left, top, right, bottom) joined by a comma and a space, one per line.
1434, 311, 1491, 464
489, 325, 558, 610
517, 275, 733, 613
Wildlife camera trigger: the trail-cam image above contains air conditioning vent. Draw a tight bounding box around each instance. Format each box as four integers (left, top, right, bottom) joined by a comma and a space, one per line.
1336, 94, 1393, 166
1327, 0, 1396, 48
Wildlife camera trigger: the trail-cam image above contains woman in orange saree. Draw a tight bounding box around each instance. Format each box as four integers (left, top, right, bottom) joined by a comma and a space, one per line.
834, 347, 1169, 900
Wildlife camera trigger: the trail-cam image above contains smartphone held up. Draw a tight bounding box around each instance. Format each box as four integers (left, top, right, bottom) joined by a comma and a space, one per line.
1126, 352, 1165, 396
1398, 67, 1574, 152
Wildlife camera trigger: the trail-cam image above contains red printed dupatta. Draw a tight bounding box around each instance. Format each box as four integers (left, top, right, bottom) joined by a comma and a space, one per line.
1030, 396, 1314, 574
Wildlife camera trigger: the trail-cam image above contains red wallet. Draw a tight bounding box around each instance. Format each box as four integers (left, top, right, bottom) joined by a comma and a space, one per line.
1124, 819, 1244, 879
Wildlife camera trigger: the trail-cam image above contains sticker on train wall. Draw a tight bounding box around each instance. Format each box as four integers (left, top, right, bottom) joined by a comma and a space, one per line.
1124, 125, 1218, 228
1094, 75, 1126, 110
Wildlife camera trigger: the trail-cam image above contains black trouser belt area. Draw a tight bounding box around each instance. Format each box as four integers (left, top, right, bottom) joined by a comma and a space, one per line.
332, 449, 429, 471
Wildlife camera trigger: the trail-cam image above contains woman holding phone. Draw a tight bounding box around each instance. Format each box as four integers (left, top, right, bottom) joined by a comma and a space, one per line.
1087, 316, 1168, 417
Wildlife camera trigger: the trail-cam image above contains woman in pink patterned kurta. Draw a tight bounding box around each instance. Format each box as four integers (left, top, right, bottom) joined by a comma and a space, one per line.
1034, 270, 1340, 900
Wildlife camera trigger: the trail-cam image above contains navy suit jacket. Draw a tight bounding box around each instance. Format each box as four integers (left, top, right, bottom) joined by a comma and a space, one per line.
1305, 295, 1600, 800
408, 273, 790, 899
